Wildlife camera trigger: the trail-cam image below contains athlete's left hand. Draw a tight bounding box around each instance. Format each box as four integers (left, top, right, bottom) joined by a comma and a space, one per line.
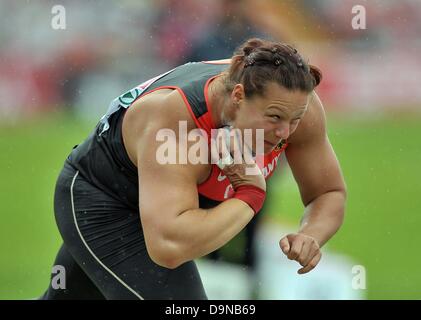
279, 233, 322, 275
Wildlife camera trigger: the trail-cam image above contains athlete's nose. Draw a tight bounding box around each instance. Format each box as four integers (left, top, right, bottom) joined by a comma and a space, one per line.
274, 123, 290, 140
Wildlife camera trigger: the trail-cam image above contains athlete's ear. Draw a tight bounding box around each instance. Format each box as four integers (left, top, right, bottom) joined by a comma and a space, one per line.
231, 84, 245, 106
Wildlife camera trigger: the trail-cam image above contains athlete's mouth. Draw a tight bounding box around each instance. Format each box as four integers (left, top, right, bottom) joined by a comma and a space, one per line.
264, 140, 276, 148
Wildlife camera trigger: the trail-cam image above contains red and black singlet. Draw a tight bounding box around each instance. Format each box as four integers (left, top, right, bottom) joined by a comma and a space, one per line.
67, 61, 288, 210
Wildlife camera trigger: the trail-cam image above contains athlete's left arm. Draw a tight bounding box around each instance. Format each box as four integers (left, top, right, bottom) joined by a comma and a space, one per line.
282, 92, 347, 274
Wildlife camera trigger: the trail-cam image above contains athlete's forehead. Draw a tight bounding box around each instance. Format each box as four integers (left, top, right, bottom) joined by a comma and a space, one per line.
253, 82, 310, 111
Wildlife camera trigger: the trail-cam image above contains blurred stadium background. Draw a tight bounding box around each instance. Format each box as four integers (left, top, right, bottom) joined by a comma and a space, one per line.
1, 0, 420, 299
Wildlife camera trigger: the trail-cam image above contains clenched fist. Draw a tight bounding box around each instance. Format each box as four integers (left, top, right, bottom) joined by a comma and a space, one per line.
279, 233, 322, 275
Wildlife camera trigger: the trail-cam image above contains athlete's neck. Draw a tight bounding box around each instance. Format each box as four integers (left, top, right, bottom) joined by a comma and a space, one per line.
208, 74, 234, 128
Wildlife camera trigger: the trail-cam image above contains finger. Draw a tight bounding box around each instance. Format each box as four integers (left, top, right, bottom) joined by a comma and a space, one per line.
231, 128, 245, 164
213, 127, 234, 169
279, 237, 290, 255
239, 130, 254, 162
230, 128, 259, 176
211, 128, 227, 164
222, 127, 233, 158
298, 252, 322, 275
298, 252, 321, 275
301, 240, 319, 267
287, 236, 304, 261
230, 128, 255, 166
297, 240, 312, 266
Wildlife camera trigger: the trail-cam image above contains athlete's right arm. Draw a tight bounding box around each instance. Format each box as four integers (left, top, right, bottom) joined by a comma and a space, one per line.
131, 92, 260, 269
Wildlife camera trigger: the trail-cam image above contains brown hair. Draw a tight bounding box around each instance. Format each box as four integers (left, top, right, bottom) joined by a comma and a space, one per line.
224, 38, 322, 97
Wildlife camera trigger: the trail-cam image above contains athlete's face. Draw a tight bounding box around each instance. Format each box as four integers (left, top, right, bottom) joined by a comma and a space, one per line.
231, 82, 310, 154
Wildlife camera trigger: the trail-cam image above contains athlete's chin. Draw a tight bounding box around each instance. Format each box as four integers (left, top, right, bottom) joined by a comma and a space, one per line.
246, 141, 275, 155
263, 141, 276, 154
264, 146, 274, 154
252, 146, 273, 155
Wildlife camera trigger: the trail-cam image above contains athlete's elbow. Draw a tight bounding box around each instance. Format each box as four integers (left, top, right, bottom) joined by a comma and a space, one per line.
150, 254, 181, 269
142, 216, 191, 268
152, 252, 183, 270
159, 257, 183, 270
146, 238, 184, 269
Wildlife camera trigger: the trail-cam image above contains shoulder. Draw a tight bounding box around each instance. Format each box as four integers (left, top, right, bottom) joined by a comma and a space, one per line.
122, 90, 210, 183
288, 91, 327, 146
122, 88, 200, 167
124, 88, 198, 134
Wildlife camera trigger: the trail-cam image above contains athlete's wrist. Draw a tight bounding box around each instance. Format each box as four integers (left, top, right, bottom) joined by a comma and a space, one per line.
233, 185, 266, 215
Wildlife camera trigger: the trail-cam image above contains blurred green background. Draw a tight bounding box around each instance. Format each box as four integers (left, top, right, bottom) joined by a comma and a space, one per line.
1, 111, 420, 299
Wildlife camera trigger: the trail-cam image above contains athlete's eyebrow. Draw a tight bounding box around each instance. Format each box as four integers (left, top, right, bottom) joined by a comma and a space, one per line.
267, 106, 288, 116
267, 105, 307, 118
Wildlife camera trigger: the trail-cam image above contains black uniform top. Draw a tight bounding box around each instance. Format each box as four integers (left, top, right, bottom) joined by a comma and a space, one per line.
66, 62, 229, 211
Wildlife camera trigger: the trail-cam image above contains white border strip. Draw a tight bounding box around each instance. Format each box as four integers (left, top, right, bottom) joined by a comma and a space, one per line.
70, 170, 144, 300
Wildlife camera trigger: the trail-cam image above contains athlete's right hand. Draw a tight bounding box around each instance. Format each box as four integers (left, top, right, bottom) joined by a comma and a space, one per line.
212, 126, 266, 192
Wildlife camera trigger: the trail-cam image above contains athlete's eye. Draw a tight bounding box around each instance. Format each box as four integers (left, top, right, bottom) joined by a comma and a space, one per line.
270, 115, 281, 120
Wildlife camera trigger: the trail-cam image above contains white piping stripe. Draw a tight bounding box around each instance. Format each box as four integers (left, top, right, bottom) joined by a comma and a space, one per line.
70, 170, 144, 300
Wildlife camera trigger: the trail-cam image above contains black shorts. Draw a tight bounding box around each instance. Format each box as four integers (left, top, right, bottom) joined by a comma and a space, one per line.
41, 161, 207, 300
